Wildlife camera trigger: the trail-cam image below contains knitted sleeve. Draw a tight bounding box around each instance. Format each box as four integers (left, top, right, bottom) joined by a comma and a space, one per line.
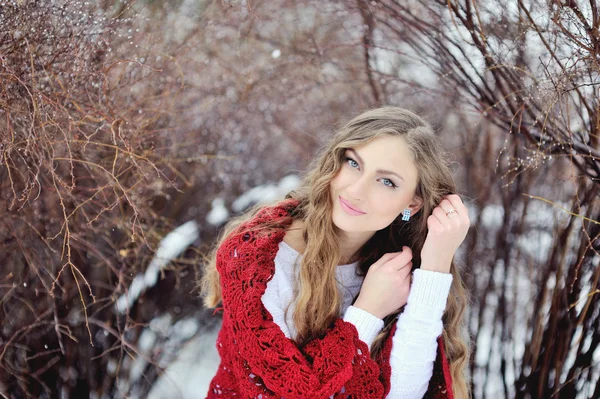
374, 280, 455, 399
387, 269, 453, 398
375, 327, 454, 399
216, 229, 388, 399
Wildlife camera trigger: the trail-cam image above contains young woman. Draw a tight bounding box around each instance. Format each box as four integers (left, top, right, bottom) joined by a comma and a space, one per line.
200, 107, 471, 398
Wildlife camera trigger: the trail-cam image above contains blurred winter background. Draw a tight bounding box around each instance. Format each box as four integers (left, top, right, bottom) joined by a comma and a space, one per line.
1, 0, 599, 398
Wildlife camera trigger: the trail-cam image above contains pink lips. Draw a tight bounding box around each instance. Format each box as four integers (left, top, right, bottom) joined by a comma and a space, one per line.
339, 196, 365, 216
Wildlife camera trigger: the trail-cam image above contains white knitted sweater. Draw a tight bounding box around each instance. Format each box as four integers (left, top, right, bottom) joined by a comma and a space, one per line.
261, 240, 453, 399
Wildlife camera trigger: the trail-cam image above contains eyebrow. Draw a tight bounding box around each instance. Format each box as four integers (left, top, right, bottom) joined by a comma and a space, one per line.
347, 148, 405, 182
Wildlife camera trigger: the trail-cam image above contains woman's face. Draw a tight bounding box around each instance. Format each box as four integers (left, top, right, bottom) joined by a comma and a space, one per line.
329, 135, 422, 233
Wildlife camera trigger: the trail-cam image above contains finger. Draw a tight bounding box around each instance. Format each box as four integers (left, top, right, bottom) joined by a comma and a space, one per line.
402, 273, 412, 287
373, 251, 402, 269
427, 213, 442, 231
392, 246, 412, 260
444, 196, 471, 226
397, 261, 413, 276
440, 199, 456, 215
401, 245, 412, 257
440, 199, 462, 225
432, 207, 450, 225
445, 194, 468, 215
386, 253, 412, 270
395, 260, 412, 271
383, 247, 412, 269
381, 251, 403, 262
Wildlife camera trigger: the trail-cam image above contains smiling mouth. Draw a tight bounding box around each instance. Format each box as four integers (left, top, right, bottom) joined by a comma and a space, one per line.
339, 196, 366, 215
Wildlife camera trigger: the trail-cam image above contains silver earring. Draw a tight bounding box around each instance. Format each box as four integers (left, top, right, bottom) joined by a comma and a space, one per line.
401, 208, 411, 221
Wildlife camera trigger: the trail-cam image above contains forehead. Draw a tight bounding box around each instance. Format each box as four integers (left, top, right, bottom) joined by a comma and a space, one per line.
349, 135, 418, 185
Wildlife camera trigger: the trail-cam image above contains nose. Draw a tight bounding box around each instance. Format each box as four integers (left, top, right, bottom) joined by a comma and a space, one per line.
346, 174, 367, 202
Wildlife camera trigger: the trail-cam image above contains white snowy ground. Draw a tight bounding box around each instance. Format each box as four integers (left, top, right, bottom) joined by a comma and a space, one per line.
147, 323, 221, 399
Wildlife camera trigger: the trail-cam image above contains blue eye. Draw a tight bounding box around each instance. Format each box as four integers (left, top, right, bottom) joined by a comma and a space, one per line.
344, 156, 397, 189
381, 178, 397, 188
345, 157, 359, 168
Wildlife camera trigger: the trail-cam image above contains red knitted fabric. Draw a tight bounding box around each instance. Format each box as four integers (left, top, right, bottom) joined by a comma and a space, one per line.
206, 199, 454, 399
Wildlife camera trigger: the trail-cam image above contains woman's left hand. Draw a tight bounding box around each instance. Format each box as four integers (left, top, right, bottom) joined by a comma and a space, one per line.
420, 194, 470, 273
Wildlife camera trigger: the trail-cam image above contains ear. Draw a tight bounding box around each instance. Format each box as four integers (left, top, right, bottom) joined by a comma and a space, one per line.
409, 195, 423, 216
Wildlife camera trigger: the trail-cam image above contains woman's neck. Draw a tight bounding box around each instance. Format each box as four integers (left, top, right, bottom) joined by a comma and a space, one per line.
283, 219, 373, 265
336, 228, 373, 264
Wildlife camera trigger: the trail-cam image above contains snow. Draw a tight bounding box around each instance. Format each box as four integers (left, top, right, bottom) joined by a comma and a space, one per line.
479, 203, 504, 228
231, 174, 300, 212
147, 323, 221, 399
206, 175, 300, 226
130, 314, 172, 383
206, 198, 229, 226
115, 220, 200, 314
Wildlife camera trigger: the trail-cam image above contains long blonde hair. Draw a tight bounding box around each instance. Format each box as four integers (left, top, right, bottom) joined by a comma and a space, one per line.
200, 106, 471, 398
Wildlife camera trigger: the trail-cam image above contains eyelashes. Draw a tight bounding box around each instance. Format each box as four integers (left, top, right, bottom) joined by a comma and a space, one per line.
343, 156, 398, 189
346, 157, 359, 168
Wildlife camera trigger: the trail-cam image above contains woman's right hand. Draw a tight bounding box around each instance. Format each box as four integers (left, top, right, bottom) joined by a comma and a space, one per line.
353, 247, 413, 319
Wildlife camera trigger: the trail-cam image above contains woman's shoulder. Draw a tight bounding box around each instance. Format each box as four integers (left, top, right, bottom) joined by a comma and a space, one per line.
217, 199, 301, 257
243, 198, 299, 230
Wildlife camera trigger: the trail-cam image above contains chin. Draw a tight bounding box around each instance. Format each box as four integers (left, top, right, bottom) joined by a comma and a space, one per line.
333, 209, 397, 234
332, 209, 369, 233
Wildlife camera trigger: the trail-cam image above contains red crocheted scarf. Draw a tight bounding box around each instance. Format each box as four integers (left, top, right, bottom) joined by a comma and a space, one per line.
206, 199, 454, 398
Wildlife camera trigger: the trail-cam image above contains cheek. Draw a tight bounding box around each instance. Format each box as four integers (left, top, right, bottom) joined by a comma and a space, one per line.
377, 194, 399, 210
374, 193, 405, 219
330, 169, 345, 190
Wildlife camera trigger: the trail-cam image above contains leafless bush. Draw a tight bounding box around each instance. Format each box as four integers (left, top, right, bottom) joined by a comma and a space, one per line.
0, 1, 204, 397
